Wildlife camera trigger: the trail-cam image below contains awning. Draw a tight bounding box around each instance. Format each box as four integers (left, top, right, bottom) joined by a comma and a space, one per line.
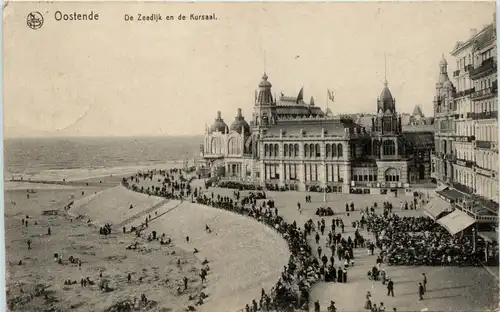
478, 231, 498, 243
423, 197, 451, 220
437, 209, 476, 236
435, 185, 449, 193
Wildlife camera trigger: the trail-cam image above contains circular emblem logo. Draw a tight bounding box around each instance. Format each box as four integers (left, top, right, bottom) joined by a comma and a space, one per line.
27, 12, 44, 30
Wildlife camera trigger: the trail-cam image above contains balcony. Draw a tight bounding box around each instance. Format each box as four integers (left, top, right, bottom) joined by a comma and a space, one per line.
455, 88, 475, 98
464, 64, 474, 72
455, 135, 475, 143
470, 57, 497, 79
452, 182, 475, 195
475, 166, 494, 178
476, 140, 492, 149
471, 87, 497, 100
455, 158, 474, 168
453, 70, 460, 77
471, 111, 498, 120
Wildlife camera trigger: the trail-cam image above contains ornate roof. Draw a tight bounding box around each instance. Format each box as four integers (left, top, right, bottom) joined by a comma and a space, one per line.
209, 111, 228, 134
256, 73, 274, 105
263, 118, 362, 138
377, 80, 395, 113
230, 108, 250, 135
412, 105, 423, 116
439, 54, 448, 66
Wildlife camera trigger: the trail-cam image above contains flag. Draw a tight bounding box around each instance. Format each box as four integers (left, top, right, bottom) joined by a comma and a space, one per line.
328, 89, 335, 102
296, 87, 304, 104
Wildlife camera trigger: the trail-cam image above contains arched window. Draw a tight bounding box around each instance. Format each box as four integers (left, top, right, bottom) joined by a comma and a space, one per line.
315, 143, 320, 157
337, 144, 343, 157
309, 143, 314, 158
289, 144, 293, 157
332, 144, 337, 157
264, 144, 269, 157
326, 144, 331, 158
305, 144, 309, 157
228, 137, 241, 155
294, 144, 299, 157
383, 140, 396, 156
211, 137, 217, 154
384, 168, 400, 182
274, 144, 279, 157
284, 144, 288, 158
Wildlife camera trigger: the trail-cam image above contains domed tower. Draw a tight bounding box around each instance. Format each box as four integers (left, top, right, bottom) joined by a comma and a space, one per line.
230, 108, 250, 135
433, 54, 455, 115
374, 79, 399, 134
377, 79, 396, 114
209, 111, 228, 134
252, 73, 276, 130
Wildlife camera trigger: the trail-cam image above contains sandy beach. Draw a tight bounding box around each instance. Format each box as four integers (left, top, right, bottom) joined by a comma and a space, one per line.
5, 171, 290, 312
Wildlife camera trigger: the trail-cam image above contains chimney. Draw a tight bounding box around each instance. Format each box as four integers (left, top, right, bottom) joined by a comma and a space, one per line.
237, 108, 242, 118
470, 28, 478, 38
217, 111, 221, 119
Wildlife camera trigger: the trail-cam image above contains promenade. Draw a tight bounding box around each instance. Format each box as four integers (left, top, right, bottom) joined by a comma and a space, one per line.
201, 183, 499, 312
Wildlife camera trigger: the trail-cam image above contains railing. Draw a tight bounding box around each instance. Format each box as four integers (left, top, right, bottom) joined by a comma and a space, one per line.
455, 88, 475, 98
452, 182, 474, 195
470, 87, 497, 100
475, 166, 494, 178
444, 154, 457, 162
471, 111, 498, 120
470, 57, 497, 79
455, 135, 475, 142
476, 140, 492, 149
455, 158, 474, 168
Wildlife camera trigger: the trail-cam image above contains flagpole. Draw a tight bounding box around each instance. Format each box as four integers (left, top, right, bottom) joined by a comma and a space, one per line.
323, 89, 329, 205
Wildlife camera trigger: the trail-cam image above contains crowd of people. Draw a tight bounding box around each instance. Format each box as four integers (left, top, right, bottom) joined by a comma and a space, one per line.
364, 203, 485, 266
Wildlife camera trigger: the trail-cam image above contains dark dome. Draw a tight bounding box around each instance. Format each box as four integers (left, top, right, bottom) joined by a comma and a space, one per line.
377, 81, 395, 112
259, 73, 272, 88
210, 111, 228, 133
230, 108, 250, 134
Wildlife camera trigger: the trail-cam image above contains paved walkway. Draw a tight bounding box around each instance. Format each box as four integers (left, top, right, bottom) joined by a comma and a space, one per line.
202, 185, 499, 312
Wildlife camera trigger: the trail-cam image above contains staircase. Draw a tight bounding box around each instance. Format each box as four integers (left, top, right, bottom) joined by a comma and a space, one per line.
118, 199, 170, 227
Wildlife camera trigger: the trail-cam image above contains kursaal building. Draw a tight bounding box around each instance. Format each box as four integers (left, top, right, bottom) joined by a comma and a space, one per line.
201, 73, 434, 194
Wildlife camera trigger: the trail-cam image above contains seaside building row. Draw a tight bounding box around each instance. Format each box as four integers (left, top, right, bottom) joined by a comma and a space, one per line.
201, 71, 434, 195
428, 15, 498, 256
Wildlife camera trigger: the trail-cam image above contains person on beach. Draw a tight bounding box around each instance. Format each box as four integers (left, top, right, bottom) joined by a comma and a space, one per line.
127, 273, 131, 283
387, 279, 394, 297
422, 273, 427, 292
183, 276, 188, 290
418, 282, 424, 300
27, 240, 31, 250
186, 236, 190, 243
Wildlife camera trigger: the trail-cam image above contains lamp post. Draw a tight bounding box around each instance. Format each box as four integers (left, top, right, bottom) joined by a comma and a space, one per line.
472, 227, 476, 253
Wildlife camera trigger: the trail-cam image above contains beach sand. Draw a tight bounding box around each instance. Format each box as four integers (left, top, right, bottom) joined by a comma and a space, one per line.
5, 173, 290, 312
5, 178, 204, 312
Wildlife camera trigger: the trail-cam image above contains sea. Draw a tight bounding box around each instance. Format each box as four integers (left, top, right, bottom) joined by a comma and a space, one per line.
4, 136, 203, 182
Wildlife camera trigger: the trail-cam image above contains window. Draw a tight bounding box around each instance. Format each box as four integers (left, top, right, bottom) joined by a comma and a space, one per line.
383, 140, 396, 156
326, 144, 331, 158
274, 144, 279, 157
284, 144, 288, 158
228, 137, 241, 155
309, 144, 314, 158
332, 144, 337, 157
294, 144, 299, 157
337, 144, 343, 157
315, 143, 321, 157
305, 144, 309, 157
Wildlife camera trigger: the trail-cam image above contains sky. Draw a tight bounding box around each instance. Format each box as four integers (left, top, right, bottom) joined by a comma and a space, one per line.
3, 1, 496, 137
